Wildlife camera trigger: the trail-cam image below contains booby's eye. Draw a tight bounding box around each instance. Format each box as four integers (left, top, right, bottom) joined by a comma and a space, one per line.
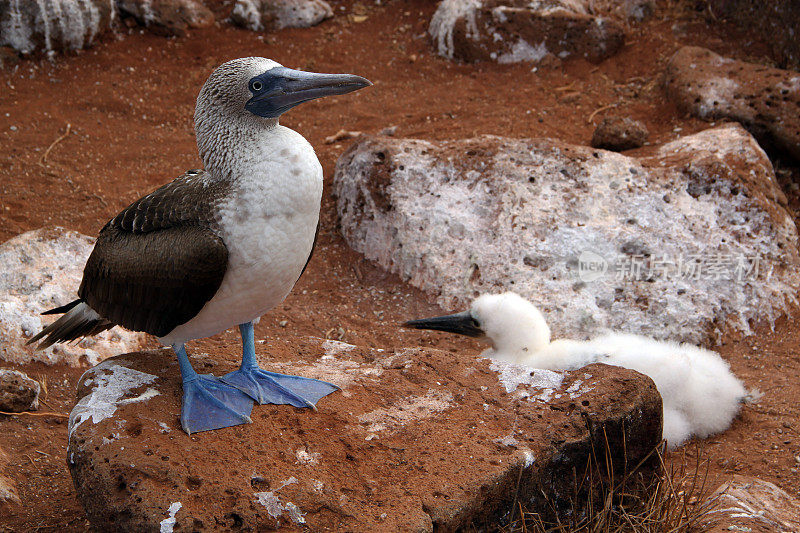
251, 81, 263, 92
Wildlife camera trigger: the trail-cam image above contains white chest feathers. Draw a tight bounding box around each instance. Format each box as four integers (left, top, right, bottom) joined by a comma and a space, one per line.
162, 126, 323, 345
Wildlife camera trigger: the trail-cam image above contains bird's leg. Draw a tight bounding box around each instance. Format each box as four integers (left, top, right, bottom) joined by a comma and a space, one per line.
174, 343, 254, 434
220, 321, 339, 408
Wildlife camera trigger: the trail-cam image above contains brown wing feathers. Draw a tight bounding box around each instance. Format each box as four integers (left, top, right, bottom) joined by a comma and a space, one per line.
29, 171, 230, 348
80, 224, 228, 337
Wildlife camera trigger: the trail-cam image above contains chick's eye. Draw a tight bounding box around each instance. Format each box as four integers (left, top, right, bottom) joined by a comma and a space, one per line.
252, 81, 263, 92
471, 317, 480, 328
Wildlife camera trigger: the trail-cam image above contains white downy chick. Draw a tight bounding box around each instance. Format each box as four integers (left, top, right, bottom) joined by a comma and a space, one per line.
406, 292, 749, 448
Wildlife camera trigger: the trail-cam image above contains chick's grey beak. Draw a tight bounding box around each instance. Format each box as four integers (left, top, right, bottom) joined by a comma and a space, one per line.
403, 311, 484, 338
246, 67, 372, 118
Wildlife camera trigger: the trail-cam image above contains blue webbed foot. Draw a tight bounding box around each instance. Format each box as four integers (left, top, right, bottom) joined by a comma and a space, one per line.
180, 374, 254, 434
220, 367, 339, 408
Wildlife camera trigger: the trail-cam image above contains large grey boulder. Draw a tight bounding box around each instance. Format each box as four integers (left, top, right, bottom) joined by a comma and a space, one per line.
0, 228, 146, 366
429, 0, 624, 64
0, 0, 116, 56
666, 46, 800, 161
67, 337, 661, 531
334, 124, 800, 344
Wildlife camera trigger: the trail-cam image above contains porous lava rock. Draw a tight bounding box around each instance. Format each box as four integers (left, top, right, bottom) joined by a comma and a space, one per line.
429, 0, 625, 64
230, 0, 333, 32
333, 124, 799, 344
67, 337, 661, 531
0, 0, 116, 56
595, 0, 655, 22
0, 227, 146, 366
117, 0, 214, 36
665, 46, 800, 160
0, 369, 40, 412
590, 115, 649, 151
695, 475, 800, 532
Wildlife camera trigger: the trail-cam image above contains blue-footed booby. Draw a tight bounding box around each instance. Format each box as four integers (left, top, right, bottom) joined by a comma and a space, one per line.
28, 57, 371, 434
405, 292, 750, 448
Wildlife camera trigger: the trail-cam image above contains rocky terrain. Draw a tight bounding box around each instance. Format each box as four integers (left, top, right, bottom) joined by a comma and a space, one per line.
2, 0, 800, 530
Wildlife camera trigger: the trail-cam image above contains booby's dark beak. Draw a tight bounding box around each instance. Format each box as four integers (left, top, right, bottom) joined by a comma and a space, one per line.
245, 67, 372, 118
403, 311, 485, 338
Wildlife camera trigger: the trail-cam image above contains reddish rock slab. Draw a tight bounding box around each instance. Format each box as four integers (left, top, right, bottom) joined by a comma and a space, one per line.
665, 46, 800, 160
67, 337, 661, 531
695, 475, 800, 532
429, 0, 625, 64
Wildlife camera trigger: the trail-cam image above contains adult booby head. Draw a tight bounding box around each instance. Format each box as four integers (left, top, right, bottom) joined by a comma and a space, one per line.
405, 291, 749, 448
194, 57, 370, 176
29, 58, 371, 434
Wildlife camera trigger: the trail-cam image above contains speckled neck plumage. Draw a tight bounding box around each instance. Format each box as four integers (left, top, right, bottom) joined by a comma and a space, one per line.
193, 57, 282, 180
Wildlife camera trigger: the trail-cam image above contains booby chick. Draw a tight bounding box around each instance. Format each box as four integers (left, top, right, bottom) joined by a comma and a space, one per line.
405, 292, 748, 448
28, 57, 371, 434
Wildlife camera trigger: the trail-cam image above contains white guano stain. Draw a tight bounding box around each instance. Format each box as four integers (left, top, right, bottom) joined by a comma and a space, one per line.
321, 339, 356, 357
357, 389, 454, 439
490, 359, 564, 400
159, 502, 182, 533
68, 363, 159, 439
255, 477, 305, 524
295, 448, 320, 466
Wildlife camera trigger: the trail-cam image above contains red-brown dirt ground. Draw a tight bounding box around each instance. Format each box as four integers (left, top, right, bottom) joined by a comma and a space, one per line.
1, 1, 799, 530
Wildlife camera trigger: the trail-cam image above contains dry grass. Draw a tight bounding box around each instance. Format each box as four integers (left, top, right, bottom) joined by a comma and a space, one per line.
36, 373, 48, 401
501, 442, 717, 533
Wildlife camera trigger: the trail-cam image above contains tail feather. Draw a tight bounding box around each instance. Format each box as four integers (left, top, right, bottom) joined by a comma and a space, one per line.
41, 299, 82, 315
27, 301, 114, 351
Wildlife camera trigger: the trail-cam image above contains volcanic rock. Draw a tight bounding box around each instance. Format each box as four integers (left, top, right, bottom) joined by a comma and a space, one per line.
591, 115, 649, 151
696, 475, 800, 532
67, 337, 661, 531
665, 46, 800, 160
0, 227, 146, 366
0, 369, 40, 412
429, 0, 625, 64
117, 0, 214, 36
602, 0, 655, 22
0, 0, 115, 56
230, 0, 333, 32
0, 447, 18, 506
333, 124, 799, 344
